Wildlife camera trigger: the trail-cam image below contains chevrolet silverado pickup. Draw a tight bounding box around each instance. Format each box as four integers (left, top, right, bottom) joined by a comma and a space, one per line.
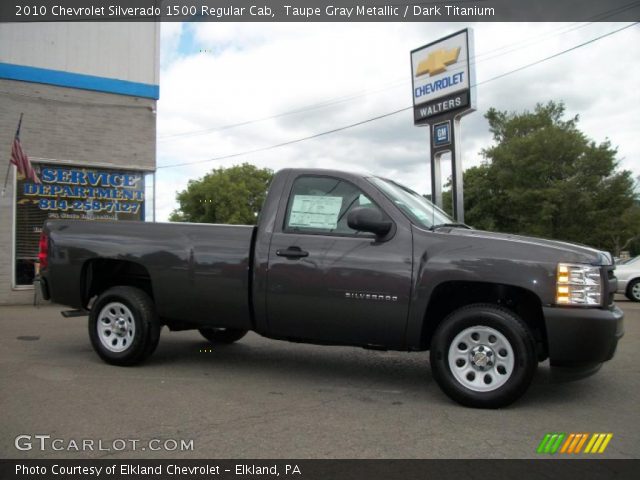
38, 168, 624, 408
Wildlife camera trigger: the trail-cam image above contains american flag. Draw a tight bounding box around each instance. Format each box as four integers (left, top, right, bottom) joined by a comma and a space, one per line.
10, 114, 40, 184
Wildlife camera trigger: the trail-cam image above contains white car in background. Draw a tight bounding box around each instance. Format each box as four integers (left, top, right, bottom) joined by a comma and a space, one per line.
617, 256, 640, 302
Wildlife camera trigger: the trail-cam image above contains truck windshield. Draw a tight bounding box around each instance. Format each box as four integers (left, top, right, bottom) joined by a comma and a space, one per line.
369, 177, 456, 229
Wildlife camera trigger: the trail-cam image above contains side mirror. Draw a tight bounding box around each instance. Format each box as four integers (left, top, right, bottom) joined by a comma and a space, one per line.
347, 207, 392, 237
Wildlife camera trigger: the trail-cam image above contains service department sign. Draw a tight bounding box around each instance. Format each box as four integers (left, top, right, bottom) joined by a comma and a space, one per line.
411, 28, 475, 124
14, 163, 146, 286
18, 164, 145, 220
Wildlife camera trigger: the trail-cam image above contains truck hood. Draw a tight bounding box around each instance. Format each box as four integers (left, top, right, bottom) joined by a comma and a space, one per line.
423, 227, 613, 266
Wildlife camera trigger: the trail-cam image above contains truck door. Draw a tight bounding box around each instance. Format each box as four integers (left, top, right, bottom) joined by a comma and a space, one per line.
266, 174, 413, 347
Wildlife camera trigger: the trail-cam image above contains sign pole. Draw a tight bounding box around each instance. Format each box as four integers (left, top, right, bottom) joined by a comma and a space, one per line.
411, 28, 476, 223
451, 117, 464, 222
430, 149, 442, 207
429, 114, 466, 221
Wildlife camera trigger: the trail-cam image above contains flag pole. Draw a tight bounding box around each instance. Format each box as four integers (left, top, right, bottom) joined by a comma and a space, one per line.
1, 113, 23, 197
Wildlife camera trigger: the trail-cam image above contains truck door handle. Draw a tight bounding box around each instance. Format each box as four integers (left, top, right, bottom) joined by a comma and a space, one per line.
276, 247, 309, 259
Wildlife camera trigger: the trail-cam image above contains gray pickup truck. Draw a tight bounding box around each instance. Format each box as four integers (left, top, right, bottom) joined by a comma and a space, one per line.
39, 168, 624, 408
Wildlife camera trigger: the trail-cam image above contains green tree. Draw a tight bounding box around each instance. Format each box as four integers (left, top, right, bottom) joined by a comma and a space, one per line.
458, 101, 639, 255
169, 163, 274, 224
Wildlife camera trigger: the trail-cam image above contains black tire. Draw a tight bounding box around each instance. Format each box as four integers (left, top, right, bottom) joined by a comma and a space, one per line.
198, 327, 248, 344
89, 286, 161, 366
625, 279, 640, 302
430, 303, 537, 409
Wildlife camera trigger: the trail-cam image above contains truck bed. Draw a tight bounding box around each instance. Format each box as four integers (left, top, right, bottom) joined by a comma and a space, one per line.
44, 220, 255, 328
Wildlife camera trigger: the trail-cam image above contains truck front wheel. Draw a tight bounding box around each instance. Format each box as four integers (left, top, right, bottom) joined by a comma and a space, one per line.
198, 327, 248, 344
430, 304, 537, 408
89, 287, 161, 366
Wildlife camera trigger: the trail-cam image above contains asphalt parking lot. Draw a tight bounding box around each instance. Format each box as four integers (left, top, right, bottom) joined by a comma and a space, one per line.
1, 299, 638, 459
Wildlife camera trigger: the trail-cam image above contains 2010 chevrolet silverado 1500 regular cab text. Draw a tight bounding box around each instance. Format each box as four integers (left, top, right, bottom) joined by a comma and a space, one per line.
38, 168, 624, 408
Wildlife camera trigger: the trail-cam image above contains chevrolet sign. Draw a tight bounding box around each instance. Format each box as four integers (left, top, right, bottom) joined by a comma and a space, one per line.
411, 29, 475, 123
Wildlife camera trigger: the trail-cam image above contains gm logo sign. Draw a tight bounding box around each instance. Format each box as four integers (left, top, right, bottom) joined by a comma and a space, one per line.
433, 121, 451, 148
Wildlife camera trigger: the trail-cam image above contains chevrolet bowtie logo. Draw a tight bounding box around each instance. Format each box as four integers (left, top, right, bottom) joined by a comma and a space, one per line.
416, 47, 461, 77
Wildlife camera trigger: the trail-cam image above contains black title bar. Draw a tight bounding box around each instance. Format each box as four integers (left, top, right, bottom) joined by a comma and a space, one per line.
1, 0, 639, 22
1, 459, 639, 480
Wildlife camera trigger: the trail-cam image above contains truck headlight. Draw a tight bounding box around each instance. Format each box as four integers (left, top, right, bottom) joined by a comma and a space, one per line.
556, 263, 602, 306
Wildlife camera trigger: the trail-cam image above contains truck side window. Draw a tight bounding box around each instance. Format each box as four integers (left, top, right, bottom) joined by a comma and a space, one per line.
284, 176, 382, 236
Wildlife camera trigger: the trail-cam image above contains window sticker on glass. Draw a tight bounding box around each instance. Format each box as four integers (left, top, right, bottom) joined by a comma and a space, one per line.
289, 195, 343, 229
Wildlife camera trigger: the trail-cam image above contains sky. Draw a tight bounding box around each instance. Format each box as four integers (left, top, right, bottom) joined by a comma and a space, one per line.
154, 22, 640, 221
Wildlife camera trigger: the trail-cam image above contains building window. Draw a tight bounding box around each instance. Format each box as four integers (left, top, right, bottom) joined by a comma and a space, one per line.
14, 163, 145, 286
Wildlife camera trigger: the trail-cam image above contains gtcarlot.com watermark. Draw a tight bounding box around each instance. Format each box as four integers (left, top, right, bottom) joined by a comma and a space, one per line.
15, 434, 194, 452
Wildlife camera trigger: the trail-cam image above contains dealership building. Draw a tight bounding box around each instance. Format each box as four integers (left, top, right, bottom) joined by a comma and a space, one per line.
0, 23, 160, 304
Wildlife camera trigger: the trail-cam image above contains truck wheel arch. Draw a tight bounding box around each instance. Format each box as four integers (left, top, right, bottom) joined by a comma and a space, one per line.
421, 281, 548, 360
82, 259, 154, 309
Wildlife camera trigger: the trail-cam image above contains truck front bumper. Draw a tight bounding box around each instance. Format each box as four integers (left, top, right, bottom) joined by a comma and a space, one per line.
543, 305, 624, 377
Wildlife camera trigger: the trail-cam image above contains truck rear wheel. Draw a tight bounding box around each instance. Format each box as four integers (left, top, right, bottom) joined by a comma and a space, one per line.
198, 327, 248, 344
430, 303, 537, 408
89, 286, 161, 366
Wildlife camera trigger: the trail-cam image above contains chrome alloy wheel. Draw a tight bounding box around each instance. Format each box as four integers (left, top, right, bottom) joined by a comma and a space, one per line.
632, 282, 640, 301
447, 325, 515, 392
97, 302, 136, 353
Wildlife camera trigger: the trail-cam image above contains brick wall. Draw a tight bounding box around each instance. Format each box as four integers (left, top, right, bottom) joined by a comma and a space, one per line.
0, 79, 156, 304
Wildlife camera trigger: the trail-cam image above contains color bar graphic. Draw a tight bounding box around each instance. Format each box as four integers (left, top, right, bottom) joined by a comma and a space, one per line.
584, 433, 613, 454
537, 433, 566, 454
537, 433, 612, 454
559, 433, 589, 453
